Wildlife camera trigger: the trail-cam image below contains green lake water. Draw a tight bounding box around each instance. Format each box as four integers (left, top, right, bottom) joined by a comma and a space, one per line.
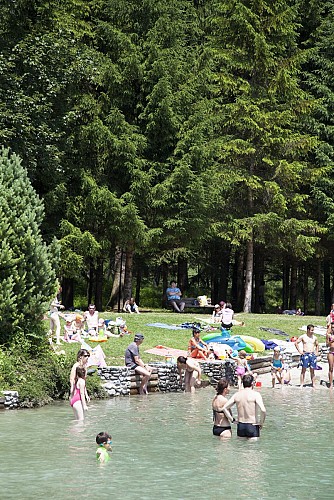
1, 386, 333, 500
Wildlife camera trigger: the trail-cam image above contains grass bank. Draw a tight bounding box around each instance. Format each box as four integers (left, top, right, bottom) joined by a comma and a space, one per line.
0, 310, 325, 407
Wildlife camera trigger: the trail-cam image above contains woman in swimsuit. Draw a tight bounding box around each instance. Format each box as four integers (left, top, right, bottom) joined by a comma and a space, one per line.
326, 322, 334, 387
212, 379, 232, 439
188, 326, 209, 360
70, 366, 88, 420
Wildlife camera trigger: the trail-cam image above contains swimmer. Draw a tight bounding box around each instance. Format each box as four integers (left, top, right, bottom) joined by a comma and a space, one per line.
96, 432, 112, 463
212, 379, 232, 439
177, 356, 201, 394
70, 366, 88, 420
295, 324, 319, 387
223, 373, 266, 441
326, 322, 334, 388
271, 346, 283, 387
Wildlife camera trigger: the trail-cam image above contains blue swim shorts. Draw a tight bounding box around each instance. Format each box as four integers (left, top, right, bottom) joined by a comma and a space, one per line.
300, 352, 317, 369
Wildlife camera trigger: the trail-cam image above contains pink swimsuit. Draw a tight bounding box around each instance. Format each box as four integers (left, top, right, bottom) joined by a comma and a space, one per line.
70, 386, 81, 407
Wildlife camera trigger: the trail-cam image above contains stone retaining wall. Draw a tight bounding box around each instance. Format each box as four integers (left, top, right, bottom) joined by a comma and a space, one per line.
0, 391, 19, 409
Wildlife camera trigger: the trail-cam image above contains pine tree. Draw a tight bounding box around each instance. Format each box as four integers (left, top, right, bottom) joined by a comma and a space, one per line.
0, 148, 57, 345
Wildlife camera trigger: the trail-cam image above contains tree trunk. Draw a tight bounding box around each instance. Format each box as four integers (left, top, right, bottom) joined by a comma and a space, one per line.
243, 238, 254, 313
303, 264, 308, 315
315, 258, 321, 315
253, 247, 264, 313
161, 262, 168, 307
95, 258, 103, 311
177, 257, 188, 293
135, 261, 142, 305
282, 260, 289, 310
324, 259, 331, 312
61, 277, 74, 309
289, 260, 297, 310
87, 260, 94, 308
107, 246, 123, 309
123, 244, 134, 305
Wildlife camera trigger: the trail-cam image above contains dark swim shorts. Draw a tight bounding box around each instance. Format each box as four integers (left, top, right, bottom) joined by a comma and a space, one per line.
213, 425, 231, 436
237, 422, 260, 438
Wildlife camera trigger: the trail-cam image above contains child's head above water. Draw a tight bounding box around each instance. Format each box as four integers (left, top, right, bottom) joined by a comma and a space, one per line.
96, 431, 112, 446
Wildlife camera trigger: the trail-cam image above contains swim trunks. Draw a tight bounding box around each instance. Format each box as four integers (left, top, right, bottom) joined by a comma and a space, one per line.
213, 425, 232, 436
237, 422, 260, 438
300, 352, 317, 369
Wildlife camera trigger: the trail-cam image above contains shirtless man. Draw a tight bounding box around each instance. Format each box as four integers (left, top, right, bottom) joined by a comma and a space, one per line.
222, 374, 266, 440
295, 324, 319, 387
212, 379, 232, 439
326, 322, 334, 387
177, 356, 201, 394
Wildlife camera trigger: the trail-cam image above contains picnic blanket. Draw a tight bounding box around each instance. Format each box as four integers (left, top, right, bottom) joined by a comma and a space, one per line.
146, 323, 185, 330
145, 346, 188, 357
259, 327, 289, 337
298, 325, 326, 336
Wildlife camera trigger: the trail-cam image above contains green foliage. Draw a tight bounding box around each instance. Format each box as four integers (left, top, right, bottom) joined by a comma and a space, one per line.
0, 148, 57, 345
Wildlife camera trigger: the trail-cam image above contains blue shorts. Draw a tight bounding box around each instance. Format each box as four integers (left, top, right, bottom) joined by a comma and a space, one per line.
300, 353, 317, 369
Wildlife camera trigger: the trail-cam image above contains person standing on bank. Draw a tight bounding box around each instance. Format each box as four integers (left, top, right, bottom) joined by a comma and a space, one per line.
223, 374, 266, 440
295, 324, 319, 388
125, 334, 153, 394
166, 281, 185, 313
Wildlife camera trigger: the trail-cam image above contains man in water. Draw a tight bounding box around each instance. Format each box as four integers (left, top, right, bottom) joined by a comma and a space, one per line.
222, 374, 266, 440
125, 334, 152, 394
295, 324, 319, 387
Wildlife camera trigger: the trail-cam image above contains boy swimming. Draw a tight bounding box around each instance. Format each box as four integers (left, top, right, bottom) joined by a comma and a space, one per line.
96, 432, 112, 463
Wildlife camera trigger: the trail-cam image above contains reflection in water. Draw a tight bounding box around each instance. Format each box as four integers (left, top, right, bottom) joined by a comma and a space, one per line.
0, 387, 334, 499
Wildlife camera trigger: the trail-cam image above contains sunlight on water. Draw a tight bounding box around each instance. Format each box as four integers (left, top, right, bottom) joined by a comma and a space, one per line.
0, 386, 333, 499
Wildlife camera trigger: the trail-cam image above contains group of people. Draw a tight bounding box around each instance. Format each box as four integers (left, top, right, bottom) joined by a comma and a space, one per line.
211, 301, 244, 328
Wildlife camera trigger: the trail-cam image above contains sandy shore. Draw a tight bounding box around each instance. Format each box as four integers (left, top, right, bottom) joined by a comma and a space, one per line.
256, 361, 330, 389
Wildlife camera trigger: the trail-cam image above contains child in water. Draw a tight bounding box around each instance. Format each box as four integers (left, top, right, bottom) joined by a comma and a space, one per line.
70, 366, 88, 420
96, 432, 112, 463
271, 346, 283, 387
235, 350, 251, 389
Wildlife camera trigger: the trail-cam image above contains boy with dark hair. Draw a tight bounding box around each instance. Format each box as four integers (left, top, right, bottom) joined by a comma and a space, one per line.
96, 432, 112, 463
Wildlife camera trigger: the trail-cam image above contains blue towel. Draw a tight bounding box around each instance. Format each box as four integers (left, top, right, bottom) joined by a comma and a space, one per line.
146, 323, 185, 330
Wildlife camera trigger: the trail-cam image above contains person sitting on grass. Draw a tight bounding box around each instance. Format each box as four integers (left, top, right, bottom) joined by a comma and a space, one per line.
188, 324, 210, 359
123, 297, 140, 314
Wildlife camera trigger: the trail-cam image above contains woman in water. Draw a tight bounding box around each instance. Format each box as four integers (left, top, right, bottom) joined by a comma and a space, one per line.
212, 379, 233, 439
326, 322, 334, 387
177, 356, 202, 393
70, 366, 88, 420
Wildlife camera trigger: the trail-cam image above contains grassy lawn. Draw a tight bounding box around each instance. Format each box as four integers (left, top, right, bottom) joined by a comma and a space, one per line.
57, 310, 326, 366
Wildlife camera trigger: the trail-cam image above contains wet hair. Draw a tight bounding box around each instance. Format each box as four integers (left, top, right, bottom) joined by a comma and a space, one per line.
177, 356, 187, 364
96, 432, 112, 445
242, 373, 254, 388
75, 366, 86, 383
216, 378, 229, 395
307, 324, 314, 332
77, 349, 90, 361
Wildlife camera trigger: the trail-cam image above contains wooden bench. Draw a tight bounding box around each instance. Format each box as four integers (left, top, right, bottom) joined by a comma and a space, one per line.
165, 296, 214, 313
